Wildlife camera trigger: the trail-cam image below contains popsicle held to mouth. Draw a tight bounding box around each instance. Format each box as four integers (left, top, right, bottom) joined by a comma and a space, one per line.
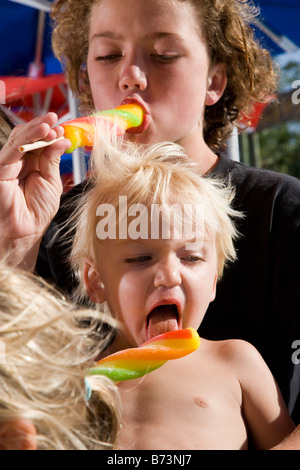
88, 328, 200, 382
18, 103, 147, 154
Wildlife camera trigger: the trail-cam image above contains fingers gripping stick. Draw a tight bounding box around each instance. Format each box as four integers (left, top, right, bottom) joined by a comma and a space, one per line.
18, 104, 145, 154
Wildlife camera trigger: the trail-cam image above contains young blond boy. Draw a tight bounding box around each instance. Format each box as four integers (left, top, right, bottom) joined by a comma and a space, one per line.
70, 136, 295, 450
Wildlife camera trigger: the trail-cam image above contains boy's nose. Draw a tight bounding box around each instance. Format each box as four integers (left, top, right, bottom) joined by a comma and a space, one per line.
119, 64, 147, 92
153, 260, 182, 288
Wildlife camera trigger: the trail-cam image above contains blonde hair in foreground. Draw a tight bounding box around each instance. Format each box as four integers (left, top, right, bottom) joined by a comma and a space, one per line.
0, 262, 120, 450
71, 128, 242, 302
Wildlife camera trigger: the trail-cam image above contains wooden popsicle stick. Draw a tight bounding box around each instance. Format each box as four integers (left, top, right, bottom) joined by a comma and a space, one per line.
18, 136, 64, 153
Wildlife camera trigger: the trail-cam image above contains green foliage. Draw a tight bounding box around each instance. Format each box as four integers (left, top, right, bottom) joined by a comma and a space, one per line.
254, 60, 300, 179
259, 123, 300, 178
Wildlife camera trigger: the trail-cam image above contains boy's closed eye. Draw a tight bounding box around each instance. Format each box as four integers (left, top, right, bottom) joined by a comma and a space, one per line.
124, 254, 205, 265
181, 255, 205, 263
96, 54, 122, 62
96, 53, 181, 64
150, 54, 182, 64
125, 255, 152, 264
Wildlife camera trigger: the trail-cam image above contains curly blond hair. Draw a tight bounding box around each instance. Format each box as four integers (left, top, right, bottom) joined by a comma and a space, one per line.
51, 0, 277, 150
0, 262, 120, 450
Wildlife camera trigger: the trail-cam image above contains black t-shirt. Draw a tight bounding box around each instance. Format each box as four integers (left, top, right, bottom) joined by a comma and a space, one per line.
36, 154, 300, 423
201, 154, 300, 423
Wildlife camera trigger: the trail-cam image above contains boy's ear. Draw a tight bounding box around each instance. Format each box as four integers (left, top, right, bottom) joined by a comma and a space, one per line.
0, 419, 37, 450
205, 63, 227, 106
210, 273, 218, 302
83, 260, 106, 303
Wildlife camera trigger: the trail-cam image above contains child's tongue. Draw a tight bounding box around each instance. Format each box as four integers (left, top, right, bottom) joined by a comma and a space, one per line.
146, 305, 178, 340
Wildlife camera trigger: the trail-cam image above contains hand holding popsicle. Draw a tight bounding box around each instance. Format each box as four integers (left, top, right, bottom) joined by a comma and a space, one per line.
0, 112, 70, 270
88, 328, 201, 382
19, 103, 145, 154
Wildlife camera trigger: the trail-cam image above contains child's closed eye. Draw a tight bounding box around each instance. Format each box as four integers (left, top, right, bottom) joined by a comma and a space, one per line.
182, 255, 205, 264
150, 54, 181, 64
96, 54, 122, 62
125, 255, 152, 264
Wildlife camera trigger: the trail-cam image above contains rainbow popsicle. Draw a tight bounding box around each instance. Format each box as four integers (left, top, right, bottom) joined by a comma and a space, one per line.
88, 328, 200, 382
18, 103, 145, 154
62, 103, 145, 153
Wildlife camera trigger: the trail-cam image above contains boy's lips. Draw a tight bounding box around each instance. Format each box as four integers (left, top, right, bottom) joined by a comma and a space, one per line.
120, 97, 150, 134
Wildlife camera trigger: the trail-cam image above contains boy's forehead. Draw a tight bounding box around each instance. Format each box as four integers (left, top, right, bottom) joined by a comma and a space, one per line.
90, 0, 201, 37
95, 197, 214, 241
98, 220, 217, 252
111, 236, 214, 251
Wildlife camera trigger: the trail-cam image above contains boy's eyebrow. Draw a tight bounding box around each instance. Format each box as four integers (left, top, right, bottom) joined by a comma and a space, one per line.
145, 32, 185, 43
90, 31, 185, 44
90, 31, 125, 42
114, 238, 145, 248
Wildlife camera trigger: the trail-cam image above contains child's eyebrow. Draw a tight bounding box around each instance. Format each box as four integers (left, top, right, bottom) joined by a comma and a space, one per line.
145, 32, 186, 44
114, 238, 146, 248
90, 31, 185, 45
90, 31, 125, 42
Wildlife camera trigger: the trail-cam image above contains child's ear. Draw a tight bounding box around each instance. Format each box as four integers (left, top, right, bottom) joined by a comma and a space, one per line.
0, 419, 37, 450
210, 273, 218, 302
83, 260, 106, 303
205, 63, 227, 106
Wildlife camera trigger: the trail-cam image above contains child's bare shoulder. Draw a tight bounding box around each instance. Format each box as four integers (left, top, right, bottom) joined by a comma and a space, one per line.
200, 337, 264, 370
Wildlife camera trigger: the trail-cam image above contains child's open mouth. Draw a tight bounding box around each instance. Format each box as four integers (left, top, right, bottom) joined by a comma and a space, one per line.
146, 304, 179, 340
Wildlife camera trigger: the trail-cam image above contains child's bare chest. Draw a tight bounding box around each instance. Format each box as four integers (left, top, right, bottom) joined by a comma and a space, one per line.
115, 354, 248, 450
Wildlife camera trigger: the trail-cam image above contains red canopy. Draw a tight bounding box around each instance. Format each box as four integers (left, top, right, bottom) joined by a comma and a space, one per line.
0, 73, 68, 122
1, 74, 65, 102
0, 73, 75, 191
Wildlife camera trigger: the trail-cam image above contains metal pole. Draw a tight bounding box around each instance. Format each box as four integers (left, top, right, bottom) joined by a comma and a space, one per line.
68, 88, 87, 184
28, 10, 46, 78
225, 126, 240, 162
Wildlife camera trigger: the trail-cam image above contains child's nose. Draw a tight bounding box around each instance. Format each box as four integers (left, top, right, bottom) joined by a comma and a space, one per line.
119, 59, 147, 92
153, 259, 182, 288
